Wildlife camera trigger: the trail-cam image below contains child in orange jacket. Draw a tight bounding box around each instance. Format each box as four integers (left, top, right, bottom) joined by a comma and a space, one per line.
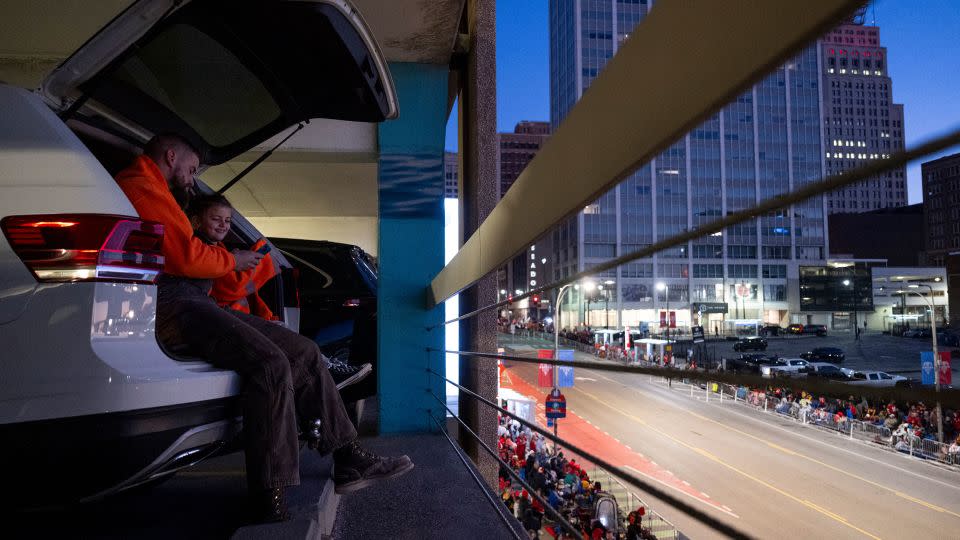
187, 193, 279, 320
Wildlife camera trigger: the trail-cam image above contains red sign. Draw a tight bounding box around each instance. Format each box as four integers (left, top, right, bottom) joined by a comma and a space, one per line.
537, 349, 554, 387
545, 389, 567, 419
736, 284, 751, 299
940, 351, 952, 386
669, 311, 676, 328
660, 311, 667, 327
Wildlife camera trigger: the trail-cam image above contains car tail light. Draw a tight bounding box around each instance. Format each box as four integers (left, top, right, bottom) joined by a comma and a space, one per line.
1, 214, 164, 283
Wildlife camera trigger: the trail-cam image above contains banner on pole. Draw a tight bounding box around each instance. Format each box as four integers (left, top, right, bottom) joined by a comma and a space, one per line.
921, 351, 939, 385
557, 349, 575, 387
538, 349, 554, 387
659, 311, 666, 327
669, 311, 677, 328
941, 350, 953, 385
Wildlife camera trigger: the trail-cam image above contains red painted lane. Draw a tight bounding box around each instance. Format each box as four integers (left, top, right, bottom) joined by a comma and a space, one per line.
502, 366, 736, 517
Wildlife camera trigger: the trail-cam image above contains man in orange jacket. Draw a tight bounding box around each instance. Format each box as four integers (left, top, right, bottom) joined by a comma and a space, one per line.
115, 134, 412, 523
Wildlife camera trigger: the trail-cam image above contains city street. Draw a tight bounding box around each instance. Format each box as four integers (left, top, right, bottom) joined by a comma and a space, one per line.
501, 342, 960, 539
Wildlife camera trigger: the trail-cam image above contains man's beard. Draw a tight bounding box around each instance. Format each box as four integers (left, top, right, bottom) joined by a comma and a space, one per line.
172, 184, 195, 210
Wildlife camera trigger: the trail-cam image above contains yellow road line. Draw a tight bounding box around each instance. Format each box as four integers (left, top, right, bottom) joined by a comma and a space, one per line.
572, 385, 884, 540
593, 369, 960, 521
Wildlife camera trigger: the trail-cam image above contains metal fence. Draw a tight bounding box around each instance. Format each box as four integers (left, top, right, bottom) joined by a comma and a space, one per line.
586, 466, 680, 540
654, 376, 960, 470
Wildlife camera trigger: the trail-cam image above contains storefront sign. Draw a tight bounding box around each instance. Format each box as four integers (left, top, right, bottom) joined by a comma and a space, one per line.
694, 302, 728, 314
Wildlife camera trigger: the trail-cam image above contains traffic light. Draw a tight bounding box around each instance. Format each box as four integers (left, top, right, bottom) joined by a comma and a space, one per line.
532, 294, 541, 307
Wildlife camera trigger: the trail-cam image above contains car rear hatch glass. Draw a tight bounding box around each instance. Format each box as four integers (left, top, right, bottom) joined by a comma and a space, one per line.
42, 0, 397, 165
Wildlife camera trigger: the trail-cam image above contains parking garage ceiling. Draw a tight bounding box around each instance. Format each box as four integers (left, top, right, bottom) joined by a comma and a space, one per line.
0, 0, 464, 253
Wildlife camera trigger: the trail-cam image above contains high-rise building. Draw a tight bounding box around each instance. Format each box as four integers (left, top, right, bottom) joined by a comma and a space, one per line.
548, 0, 833, 332
497, 121, 552, 314
922, 152, 960, 267
821, 23, 907, 213
497, 121, 551, 198
443, 151, 458, 199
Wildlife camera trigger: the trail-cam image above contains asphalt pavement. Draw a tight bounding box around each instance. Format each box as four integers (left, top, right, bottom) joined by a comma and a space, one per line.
502, 346, 960, 540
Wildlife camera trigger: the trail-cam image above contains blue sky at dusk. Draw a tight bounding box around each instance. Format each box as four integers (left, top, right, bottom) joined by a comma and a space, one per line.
445, 0, 960, 204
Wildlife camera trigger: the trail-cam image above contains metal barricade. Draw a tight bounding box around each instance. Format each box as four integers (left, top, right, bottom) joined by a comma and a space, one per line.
587, 466, 680, 540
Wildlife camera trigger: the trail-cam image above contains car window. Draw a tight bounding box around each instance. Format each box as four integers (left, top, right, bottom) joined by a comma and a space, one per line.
880, 373, 893, 379
853, 372, 866, 379
100, 23, 281, 148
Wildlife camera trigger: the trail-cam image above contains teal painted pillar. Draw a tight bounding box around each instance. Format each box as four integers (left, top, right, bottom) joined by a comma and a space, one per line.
377, 63, 447, 433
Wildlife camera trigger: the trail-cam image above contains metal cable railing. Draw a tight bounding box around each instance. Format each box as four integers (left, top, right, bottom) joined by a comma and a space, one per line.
433, 348, 960, 409
427, 395, 583, 538
429, 412, 525, 540
427, 125, 960, 326
428, 368, 752, 539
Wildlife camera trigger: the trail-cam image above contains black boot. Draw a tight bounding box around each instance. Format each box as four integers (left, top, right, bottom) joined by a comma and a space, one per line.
251, 487, 291, 523
333, 440, 414, 494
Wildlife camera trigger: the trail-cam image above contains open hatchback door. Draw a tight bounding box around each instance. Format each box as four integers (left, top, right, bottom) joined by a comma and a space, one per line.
41, 0, 397, 164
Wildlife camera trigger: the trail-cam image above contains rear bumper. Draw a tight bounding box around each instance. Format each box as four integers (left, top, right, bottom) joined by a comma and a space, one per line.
0, 397, 241, 507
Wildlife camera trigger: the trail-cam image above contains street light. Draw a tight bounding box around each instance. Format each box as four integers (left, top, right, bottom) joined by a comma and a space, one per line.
603, 280, 615, 329
656, 282, 670, 346
903, 281, 944, 443
583, 281, 596, 328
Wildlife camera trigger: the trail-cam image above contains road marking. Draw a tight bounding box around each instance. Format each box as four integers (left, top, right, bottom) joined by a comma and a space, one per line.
622, 465, 740, 519
593, 369, 960, 501
572, 384, 884, 539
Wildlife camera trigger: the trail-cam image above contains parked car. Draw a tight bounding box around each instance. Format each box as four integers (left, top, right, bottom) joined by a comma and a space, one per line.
902, 328, 924, 338
760, 358, 809, 378
725, 354, 779, 374
733, 336, 768, 352
800, 347, 845, 363
848, 370, 907, 387
801, 362, 852, 381
787, 323, 827, 336
270, 238, 378, 402
787, 323, 804, 334
759, 325, 784, 337
0, 0, 396, 507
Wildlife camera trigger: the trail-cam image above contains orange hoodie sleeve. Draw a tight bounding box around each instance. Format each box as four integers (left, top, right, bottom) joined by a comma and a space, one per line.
211, 239, 279, 319
115, 156, 235, 279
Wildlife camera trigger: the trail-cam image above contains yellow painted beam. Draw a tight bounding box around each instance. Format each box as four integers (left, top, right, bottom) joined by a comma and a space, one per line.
429, 0, 862, 307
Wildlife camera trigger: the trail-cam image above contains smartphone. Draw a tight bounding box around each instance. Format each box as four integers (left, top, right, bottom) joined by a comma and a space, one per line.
255, 243, 272, 255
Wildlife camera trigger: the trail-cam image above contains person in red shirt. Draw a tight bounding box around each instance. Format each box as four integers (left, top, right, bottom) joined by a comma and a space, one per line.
115, 134, 412, 522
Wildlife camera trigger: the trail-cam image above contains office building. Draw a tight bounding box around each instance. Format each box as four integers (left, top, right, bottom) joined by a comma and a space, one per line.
548, 0, 836, 333
923, 152, 960, 267
821, 23, 907, 213
497, 121, 550, 198
443, 151, 458, 199
828, 203, 924, 266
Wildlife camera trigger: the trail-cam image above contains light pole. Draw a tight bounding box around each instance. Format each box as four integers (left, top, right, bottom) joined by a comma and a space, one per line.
553, 282, 582, 450
901, 281, 943, 443
842, 278, 858, 340
657, 282, 670, 345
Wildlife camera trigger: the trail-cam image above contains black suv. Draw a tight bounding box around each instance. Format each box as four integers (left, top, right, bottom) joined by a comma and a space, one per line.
271, 238, 378, 401
733, 337, 768, 352
800, 347, 845, 363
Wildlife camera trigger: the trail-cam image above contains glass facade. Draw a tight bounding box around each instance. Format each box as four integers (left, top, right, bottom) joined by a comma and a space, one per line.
548, 0, 829, 329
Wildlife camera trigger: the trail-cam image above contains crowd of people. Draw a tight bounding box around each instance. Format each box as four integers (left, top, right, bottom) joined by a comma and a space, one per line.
739, 385, 960, 461
496, 414, 659, 539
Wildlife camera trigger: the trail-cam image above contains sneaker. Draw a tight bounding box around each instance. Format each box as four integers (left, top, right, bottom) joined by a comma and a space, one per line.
330, 361, 372, 390
333, 441, 414, 494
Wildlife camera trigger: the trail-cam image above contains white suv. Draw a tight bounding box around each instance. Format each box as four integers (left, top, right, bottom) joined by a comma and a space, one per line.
0, 0, 395, 506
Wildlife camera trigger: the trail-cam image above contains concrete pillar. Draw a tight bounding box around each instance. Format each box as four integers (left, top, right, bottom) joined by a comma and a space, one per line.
377, 63, 448, 433
457, 0, 499, 487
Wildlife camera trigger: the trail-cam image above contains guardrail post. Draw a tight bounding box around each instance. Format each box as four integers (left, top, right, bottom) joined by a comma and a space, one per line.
690, 384, 694, 397
720, 385, 723, 403
850, 421, 854, 439
909, 436, 914, 456
705, 384, 709, 402
763, 398, 768, 412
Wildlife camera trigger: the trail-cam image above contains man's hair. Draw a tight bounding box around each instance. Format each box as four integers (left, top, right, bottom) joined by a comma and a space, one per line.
187, 193, 233, 219
143, 133, 203, 164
